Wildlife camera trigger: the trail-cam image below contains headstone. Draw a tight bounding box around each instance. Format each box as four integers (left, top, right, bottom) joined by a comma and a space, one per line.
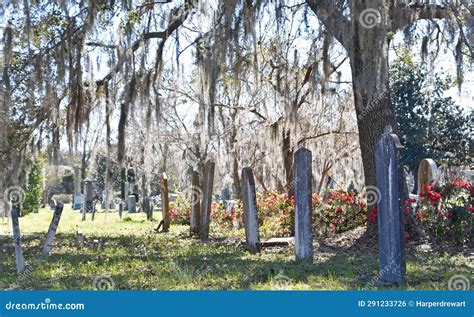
128, 195, 136, 213
417, 159, 438, 196
161, 173, 170, 232
49, 198, 56, 211
190, 170, 201, 236
72, 166, 83, 210
43, 201, 64, 255
220, 187, 231, 202
199, 160, 215, 240
375, 126, 406, 286
82, 178, 94, 221
11, 205, 25, 273
241, 167, 261, 253
124, 182, 129, 210
294, 148, 313, 262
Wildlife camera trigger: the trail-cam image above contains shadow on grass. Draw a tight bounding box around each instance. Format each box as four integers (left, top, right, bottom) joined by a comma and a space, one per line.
0, 230, 469, 290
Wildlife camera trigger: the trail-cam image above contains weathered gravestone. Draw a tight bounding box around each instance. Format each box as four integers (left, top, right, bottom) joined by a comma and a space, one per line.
375, 127, 406, 286
417, 159, 438, 196
43, 201, 64, 255
161, 173, 170, 232
128, 195, 137, 213
199, 160, 215, 240
123, 182, 130, 210
294, 148, 313, 262
118, 202, 123, 220
190, 170, 201, 236
82, 178, 94, 221
72, 165, 83, 210
241, 167, 261, 253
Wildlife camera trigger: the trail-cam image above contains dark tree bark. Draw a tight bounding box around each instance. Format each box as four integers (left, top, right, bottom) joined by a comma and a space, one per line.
305, 0, 451, 228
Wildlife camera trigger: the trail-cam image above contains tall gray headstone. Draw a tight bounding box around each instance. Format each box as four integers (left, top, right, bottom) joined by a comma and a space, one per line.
199, 160, 215, 240
241, 167, 261, 253
128, 195, 136, 213
72, 166, 83, 210
294, 148, 313, 262
417, 158, 438, 196
190, 170, 201, 236
375, 127, 406, 286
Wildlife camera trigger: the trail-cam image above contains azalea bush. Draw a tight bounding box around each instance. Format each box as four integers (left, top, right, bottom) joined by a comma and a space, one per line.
405, 179, 473, 244
316, 190, 367, 235
211, 201, 243, 229
171, 189, 370, 237
169, 195, 191, 225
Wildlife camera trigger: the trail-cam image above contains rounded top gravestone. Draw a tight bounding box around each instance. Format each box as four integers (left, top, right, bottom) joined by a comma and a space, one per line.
417, 159, 438, 196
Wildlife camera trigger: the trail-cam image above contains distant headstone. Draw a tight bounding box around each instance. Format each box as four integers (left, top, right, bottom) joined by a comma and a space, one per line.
241, 167, 261, 253
375, 127, 406, 286
199, 160, 215, 240
417, 159, 438, 196
124, 182, 129, 210
82, 178, 94, 221
118, 202, 123, 220
72, 166, 83, 210
294, 148, 313, 262
220, 187, 231, 202
190, 170, 201, 236
128, 195, 137, 213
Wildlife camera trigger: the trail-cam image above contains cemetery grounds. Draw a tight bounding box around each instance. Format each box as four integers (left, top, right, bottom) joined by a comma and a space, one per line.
0, 206, 471, 290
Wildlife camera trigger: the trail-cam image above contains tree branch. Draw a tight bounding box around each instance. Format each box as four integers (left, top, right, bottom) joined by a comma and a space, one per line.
306, 0, 351, 49
391, 3, 453, 31
96, 5, 192, 87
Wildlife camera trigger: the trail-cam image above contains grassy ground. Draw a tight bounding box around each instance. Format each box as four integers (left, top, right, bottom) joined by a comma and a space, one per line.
0, 207, 472, 290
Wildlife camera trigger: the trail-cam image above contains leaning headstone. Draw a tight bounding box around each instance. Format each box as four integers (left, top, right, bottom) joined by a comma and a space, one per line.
43, 201, 64, 255
190, 170, 201, 236
11, 205, 25, 273
294, 148, 313, 262
199, 160, 215, 240
82, 178, 94, 221
128, 195, 137, 213
375, 126, 406, 286
72, 165, 83, 210
161, 173, 170, 232
241, 167, 261, 253
417, 158, 438, 196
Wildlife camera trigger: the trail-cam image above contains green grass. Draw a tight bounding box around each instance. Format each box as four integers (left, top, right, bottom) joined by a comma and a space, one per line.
0, 207, 471, 290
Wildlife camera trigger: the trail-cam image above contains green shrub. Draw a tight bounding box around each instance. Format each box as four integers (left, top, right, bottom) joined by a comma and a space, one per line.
405, 179, 473, 244
23, 158, 44, 215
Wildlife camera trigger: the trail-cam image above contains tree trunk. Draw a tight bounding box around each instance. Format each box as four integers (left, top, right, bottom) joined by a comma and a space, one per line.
282, 129, 294, 199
